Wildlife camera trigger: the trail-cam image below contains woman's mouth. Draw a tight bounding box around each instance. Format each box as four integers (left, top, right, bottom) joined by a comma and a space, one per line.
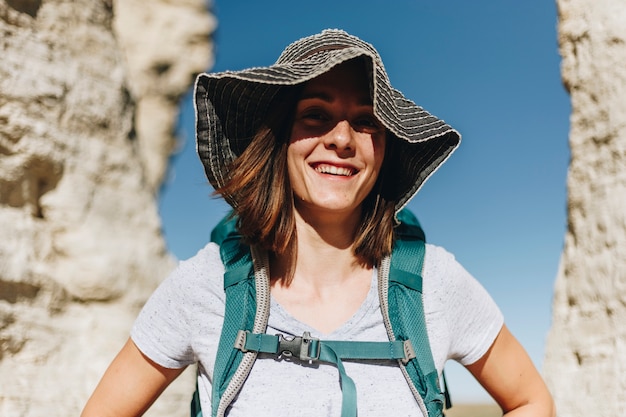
313, 163, 357, 177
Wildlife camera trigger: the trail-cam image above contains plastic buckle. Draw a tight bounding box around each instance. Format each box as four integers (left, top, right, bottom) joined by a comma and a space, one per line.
234, 330, 249, 352
278, 331, 320, 361
402, 339, 416, 365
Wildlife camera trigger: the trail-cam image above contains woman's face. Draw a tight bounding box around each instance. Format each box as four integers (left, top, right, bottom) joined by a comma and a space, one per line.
287, 60, 386, 219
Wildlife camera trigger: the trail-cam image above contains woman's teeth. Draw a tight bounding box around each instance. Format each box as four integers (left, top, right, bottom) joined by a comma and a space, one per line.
315, 164, 355, 176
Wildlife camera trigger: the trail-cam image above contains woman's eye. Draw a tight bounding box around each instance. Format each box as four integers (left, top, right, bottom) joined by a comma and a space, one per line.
299, 110, 329, 125
354, 116, 382, 131
304, 111, 325, 120
357, 118, 375, 127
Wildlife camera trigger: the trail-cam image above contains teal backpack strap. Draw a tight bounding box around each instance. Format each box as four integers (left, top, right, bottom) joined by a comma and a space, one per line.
190, 211, 266, 417
210, 231, 258, 416
234, 331, 415, 417
385, 209, 446, 417
210, 212, 237, 245
236, 331, 412, 362
192, 209, 450, 416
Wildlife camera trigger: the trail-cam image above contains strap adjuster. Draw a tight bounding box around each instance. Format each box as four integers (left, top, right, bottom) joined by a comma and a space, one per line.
234, 330, 249, 352
402, 339, 416, 365
278, 331, 320, 361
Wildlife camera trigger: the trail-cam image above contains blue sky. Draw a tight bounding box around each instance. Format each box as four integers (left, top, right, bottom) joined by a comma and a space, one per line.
159, 0, 571, 404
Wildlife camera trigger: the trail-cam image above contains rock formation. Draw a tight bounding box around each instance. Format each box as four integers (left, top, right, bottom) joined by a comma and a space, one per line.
544, 0, 626, 415
0, 0, 214, 415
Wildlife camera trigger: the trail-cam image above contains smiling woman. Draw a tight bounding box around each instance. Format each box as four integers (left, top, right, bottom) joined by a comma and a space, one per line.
82, 29, 555, 417
288, 59, 387, 234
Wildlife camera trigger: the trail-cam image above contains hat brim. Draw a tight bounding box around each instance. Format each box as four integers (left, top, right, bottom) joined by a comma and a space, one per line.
195, 30, 460, 213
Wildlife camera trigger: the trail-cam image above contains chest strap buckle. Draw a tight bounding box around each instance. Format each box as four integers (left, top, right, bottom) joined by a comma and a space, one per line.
278, 332, 320, 361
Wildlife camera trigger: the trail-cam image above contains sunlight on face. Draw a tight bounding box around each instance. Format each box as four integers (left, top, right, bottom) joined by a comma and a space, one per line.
288, 59, 386, 220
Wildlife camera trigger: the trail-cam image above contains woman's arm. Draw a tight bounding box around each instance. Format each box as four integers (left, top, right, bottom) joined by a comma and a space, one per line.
81, 338, 186, 417
466, 325, 556, 417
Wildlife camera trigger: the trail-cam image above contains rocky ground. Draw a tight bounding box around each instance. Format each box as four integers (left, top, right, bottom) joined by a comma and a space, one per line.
446, 403, 502, 417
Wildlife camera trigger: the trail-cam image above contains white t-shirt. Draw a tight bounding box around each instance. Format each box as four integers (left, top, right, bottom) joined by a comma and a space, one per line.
131, 243, 503, 416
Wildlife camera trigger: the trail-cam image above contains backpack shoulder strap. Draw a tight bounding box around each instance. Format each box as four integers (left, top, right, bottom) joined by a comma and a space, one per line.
194, 210, 448, 416
191, 212, 269, 417
210, 212, 238, 246
210, 226, 257, 416
385, 209, 446, 417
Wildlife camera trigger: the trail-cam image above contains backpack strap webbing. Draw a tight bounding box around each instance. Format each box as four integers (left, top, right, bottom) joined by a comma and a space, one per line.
193, 209, 449, 417
210, 234, 254, 416
385, 209, 445, 417
206, 214, 272, 417
235, 331, 413, 362
233, 330, 417, 417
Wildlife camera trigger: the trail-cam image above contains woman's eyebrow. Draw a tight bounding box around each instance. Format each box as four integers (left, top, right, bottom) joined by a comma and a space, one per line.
297, 91, 373, 106
298, 91, 333, 102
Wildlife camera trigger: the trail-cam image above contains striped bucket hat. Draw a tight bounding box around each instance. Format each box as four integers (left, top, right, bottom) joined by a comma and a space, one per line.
194, 29, 461, 213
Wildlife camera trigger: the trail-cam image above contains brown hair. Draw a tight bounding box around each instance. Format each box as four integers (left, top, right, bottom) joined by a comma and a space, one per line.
216, 85, 397, 284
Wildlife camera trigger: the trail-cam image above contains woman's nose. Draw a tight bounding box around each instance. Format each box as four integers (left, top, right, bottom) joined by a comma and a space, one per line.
324, 120, 355, 151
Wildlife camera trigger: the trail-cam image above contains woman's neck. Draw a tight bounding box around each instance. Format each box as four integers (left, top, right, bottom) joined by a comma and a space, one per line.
272, 207, 368, 288
270, 209, 373, 334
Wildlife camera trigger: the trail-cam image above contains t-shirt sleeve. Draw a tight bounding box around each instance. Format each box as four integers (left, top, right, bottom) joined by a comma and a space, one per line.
130, 242, 225, 369
423, 244, 504, 368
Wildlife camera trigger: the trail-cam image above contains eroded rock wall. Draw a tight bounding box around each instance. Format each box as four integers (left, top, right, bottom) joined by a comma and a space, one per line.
544, 0, 626, 415
0, 0, 214, 415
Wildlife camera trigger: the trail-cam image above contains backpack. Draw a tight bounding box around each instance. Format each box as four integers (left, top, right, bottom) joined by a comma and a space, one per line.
191, 209, 450, 417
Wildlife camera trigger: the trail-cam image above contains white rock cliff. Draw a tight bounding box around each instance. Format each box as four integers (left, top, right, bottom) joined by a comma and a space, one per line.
544, 0, 626, 415
6, 0, 626, 415
0, 0, 214, 415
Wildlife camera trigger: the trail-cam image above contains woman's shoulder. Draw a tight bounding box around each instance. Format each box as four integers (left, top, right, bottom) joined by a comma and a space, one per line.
423, 243, 459, 277
163, 242, 226, 295
131, 242, 226, 368
422, 243, 503, 366
177, 241, 224, 272
422, 243, 488, 301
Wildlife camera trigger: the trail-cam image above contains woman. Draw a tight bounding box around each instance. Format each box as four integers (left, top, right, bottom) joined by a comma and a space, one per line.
82, 29, 555, 416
